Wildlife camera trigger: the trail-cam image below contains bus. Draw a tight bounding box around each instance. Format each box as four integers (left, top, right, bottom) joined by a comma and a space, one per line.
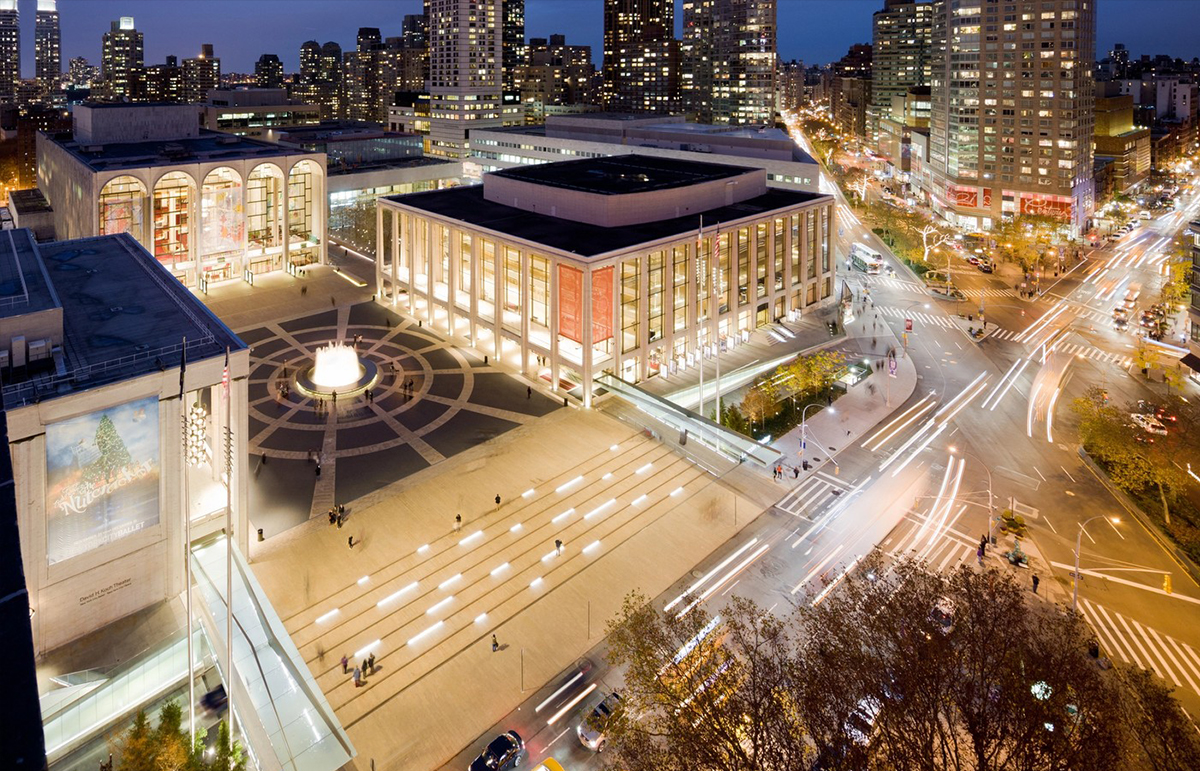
849, 242, 884, 274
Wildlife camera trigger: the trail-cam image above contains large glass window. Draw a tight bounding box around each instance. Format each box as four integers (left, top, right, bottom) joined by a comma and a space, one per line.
737, 227, 749, 306
755, 223, 768, 299
807, 211, 818, 279
481, 239, 496, 305
459, 232, 473, 296
821, 207, 831, 271
790, 214, 801, 286
152, 172, 193, 272
504, 247, 521, 312
673, 245, 688, 333
98, 176, 147, 244
200, 167, 243, 280
773, 218, 785, 291
288, 160, 320, 264
621, 259, 640, 354
648, 250, 664, 343
247, 164, 284, 251
529, 254, 549, 329
717, 233, 730, 314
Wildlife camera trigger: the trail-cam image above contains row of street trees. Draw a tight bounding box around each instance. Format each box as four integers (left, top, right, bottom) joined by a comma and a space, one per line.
732, 350, 846, 436
604, 555, 1200, 771
111, 701, 244, 771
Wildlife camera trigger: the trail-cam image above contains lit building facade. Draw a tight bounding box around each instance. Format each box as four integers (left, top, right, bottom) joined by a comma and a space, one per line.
603, 0, 679, 114
375, 155, 835, 406
35, 0, 62, 96
925, 0, 1096, 235
682, 0, 777, 125
502, 0, 526, 95
0, 0, 19, 104
254, 54, 284, 89
428, 0, 503, 159
868, 0, 932, 142
183, 44, 221, 104
37, 104, 327, 290
101, 17, 144, 102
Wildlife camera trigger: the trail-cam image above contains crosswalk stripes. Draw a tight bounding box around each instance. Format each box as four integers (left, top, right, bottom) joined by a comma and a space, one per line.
1078, 597, 1200, 696
775, 472, 850, 519
884, 513, 977, 573
876, 305, 959, 330
981, 327, 1133, 366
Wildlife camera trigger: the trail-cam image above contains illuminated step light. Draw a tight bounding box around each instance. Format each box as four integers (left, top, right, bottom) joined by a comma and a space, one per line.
670, 487, 684, 497
583, 540, 601, 555
315, 608, 340, 624
357, 575, 370, 586
417, 544, 430, 554
584, 499, 615, 520
474, 612, 488, 624
438, 573, 462, 590
552, 508, 574, 524
530, 576, 544, 589
636, 463, 653, 475
426, 596, 454, 615
522, 488, 536, 498
556, 476, 583, 493
541, 550, 557, 562
459, 530, 483, 546
407, 621, 444, 647
602, 472, 613, 480
510, 523, 523, 532
490, 562, 510, 576
377, 581, 419, 607
631, 494, 648, 506
610, 444, 619, 451
354, 639, 380, 658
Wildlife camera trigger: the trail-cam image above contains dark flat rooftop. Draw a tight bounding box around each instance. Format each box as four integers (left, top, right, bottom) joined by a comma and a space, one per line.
1, 232, 244, 407
50, 129, 312, 173
0, 228, 59, 315
490, 154, 752, 195
385, 184, 828, 258
8, 188, 52, 215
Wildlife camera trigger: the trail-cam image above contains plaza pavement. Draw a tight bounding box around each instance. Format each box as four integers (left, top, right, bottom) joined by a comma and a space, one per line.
247, 406, 757, 771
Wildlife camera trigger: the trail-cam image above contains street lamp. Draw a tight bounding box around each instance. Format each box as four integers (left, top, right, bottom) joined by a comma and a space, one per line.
1073, 515, 1120, 613
800, 403, 832, 468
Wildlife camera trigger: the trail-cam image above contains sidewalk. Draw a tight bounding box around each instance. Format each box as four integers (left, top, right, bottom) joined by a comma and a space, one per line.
771, 293, 919, 473
197, 265, 374, 332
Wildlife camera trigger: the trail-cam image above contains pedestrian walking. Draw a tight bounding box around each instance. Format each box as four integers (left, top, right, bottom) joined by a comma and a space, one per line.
495, 494, 501, 509
353, 666, 362, 686
339, 504, 345, 515
337, 513, 344, 529
261, 452, 268, 466
315, 463, 322, 477
329, 509, 336, 526
454, 513, 462, 532
341, 655, 349, 674
301, 285, 308, 296
1032, 574, 1040, 594
976, 547, 984, 565
368, 653, 376, 673
793, 466, 800, 479
491, 634, 499, 652
555, 539, 564, 556
361, 659, 369, 679
527, 385, 532, 399
348, 535, 355, 549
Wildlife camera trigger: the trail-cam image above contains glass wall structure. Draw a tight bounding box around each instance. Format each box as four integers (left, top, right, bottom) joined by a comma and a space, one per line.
327, 179, 444, 257
153, 172, 195, 283
246, 164, 285, 275
98, 176, 147, 245
200, 167, 244, 282
288, 160, 320, 266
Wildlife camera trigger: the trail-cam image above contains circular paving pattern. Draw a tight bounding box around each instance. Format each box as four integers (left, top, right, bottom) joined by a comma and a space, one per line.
239, 302, 560, 537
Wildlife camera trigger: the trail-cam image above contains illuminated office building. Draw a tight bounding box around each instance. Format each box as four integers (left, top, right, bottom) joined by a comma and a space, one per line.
682, 0, 777, 125
603, 0, 679, 114
428, 0, 503, 159
35, 0, 62, 96
0, 0, 20, 104
101, 17, 144, 101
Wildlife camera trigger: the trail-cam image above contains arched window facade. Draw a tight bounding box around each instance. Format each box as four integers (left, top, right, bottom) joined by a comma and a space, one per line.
153, 172, 196, 283
98, 176, 147, 245
288, 160, 321, 266
247, 163, 285, 274
200, 167, 244, 282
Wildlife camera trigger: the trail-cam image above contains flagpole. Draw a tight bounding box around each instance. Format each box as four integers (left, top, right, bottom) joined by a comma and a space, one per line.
223, 347, 235, 738
697, 216, 704, 418
180, 338, 193, 745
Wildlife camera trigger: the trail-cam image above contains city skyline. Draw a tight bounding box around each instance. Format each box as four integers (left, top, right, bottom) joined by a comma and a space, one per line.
4, 0, 1196, 76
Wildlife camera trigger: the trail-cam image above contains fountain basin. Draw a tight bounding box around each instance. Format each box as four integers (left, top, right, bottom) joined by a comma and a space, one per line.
294, 342, 380, 398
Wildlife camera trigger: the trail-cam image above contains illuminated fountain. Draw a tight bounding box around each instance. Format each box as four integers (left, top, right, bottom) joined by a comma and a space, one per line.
295, 340, 379, 398
311, 342, 363, 390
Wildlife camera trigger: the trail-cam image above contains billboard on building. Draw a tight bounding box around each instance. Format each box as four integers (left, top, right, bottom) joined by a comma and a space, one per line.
45, 396, 161, 565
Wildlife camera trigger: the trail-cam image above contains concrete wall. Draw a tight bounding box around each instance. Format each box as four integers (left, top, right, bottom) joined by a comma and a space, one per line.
74, 103, 202, 145
483, 168, 766, 227
7, 349, 251, 656
37, 135, 97, 243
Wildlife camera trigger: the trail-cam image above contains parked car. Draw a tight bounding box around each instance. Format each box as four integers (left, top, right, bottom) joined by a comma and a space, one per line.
469, 731, 525, 771
577, 691, 623, 752
1136, 400, 1177, 423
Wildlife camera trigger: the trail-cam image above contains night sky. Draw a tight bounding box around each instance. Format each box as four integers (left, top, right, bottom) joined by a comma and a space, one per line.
16, 0, 1200, 75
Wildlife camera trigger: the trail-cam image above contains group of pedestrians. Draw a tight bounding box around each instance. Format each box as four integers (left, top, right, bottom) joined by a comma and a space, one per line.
343, 652, 377, 687
328, 504, 347, 527
772, 463, 801, 481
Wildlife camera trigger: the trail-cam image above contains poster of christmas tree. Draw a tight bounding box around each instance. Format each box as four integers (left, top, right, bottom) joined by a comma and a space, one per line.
45, 396, 160, 565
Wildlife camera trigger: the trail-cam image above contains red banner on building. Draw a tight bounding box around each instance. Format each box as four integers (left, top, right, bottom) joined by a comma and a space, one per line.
1018, 193, 1072, 220
948, 184, 979, 208
592, 266, 614, 343
557, 264, 584, 343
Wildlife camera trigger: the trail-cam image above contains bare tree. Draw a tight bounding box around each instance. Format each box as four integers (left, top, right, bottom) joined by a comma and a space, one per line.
915, 223, 954, 267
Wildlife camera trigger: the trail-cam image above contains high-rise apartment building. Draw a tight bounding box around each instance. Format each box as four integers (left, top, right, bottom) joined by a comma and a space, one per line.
925, 0, 1096, 235
868, 0, 932, 141
777, 59, 806, 113
428, 0, 503, 159
183, 44, 221, 103
830, 43, 872, 139
101, 17, 144, 101
255, 54, 284, 89
682, 0, 776, 125
66, 56, 98, 90
603, 0, 679, 113
0, 0, 19, 104
35, 0, 62, 96
144, 55, 182, 102
502, 0, 526, 95
519, 34, 598, 111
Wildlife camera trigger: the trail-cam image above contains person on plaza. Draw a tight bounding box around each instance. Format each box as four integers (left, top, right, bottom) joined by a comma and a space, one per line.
353, 666, 361, 686
492, 634, 499, 652
527, 386, 532, 400
368, 653, 376, 673
341, 655, 349, 674
495, 494, 501, 509
1032, 574, 1040, 594
555, 539, 564, 556
336, 512, 344, 529
348, 535, 355, 549
361, 659, 369, 679
329, 509, 337, 526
